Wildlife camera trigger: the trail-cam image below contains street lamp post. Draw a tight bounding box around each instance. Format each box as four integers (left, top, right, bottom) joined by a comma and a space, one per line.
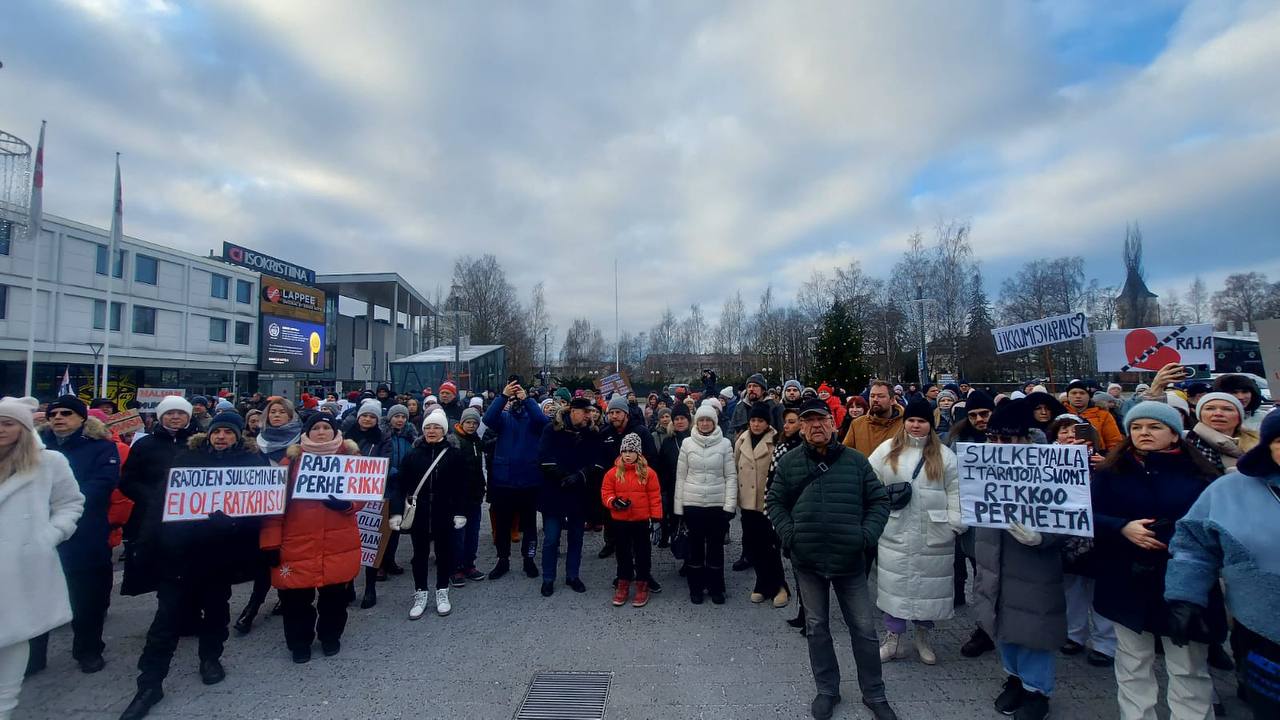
450, 283, 462, 389
228, 353, 244, 399
86, 342, 104, 396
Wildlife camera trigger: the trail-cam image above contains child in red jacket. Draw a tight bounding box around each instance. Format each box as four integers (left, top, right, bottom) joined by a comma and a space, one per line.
601, 433, 663, 608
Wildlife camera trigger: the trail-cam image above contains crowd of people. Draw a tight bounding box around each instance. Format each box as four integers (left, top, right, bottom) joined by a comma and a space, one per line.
0, 367, 1276, 720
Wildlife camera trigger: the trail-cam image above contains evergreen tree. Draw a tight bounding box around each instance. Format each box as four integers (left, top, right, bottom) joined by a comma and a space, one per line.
813, 301, 871, 391
963, 269, 998, 380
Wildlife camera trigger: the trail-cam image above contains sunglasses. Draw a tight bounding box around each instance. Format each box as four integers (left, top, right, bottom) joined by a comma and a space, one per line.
48, 410, 79, 418
967, 410, 991, 419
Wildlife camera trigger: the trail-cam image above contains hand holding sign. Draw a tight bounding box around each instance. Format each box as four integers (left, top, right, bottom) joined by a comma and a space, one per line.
292, 453, 388, 502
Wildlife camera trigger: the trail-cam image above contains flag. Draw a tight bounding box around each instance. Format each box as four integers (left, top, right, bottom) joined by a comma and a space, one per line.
58, 366, 72, 396
109, 154, 122, 252
28, 121, 44, 242
102, 154, 121, 398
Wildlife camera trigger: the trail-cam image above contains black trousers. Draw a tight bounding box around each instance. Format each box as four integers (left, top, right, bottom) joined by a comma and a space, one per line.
742, 510, 785, 596
489, 486, 538, 560
684, 506, 728, 593
278, 584, 348, 652
614, 521, 651, 582
137, 576, 232, 689
29, 561, 114, 668
409, 524, 451, 591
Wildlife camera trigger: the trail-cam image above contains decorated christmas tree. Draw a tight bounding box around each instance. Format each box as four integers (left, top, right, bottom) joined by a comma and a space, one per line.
813, 301, 871, 391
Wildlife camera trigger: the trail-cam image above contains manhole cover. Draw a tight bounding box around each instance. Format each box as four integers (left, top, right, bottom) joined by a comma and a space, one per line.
515, 671, 613, 720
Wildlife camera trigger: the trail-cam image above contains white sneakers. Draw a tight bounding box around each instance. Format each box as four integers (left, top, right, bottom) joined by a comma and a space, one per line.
914, 628, 937, 665
408, 591, 430, 620
879, 632, 902, 662
881, 629, 938, 664
435, 588, 451, 616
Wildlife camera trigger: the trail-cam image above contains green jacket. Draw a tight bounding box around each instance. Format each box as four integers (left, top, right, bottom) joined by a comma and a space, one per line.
766, 441, 890, 577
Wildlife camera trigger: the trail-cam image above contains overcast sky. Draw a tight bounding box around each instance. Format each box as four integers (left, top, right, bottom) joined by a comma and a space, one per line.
2, 0, 1278, 339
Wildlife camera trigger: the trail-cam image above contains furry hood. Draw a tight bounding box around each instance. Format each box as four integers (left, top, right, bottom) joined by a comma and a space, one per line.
36, 416, 112, 441
285, 439, 360, 459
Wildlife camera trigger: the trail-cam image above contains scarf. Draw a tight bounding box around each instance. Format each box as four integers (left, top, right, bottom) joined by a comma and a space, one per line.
257, 420, 302, 456
1193, 422, 1244, 468
300, 430, 345, 455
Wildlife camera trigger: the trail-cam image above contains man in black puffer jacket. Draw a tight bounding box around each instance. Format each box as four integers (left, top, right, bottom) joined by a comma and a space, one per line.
767, 399, 896, 720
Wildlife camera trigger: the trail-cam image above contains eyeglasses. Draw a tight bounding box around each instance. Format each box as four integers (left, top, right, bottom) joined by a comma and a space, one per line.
47, 410, 79, 418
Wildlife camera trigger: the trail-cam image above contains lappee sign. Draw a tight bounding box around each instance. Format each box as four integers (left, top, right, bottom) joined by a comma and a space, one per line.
261, 277, 326, 323
222, 241, 316, 285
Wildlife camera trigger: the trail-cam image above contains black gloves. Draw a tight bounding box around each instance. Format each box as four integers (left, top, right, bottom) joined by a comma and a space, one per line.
322, 494, 353, 512
206, 510, 234, 529
610, 497, 632, 511
561, 471, 585, 489
1167, 601, 1212, 647
262, 548, 281, 568
724, 509, 736, 521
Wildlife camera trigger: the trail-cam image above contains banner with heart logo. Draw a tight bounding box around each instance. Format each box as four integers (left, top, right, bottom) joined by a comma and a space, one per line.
1094, 323, 1214, 372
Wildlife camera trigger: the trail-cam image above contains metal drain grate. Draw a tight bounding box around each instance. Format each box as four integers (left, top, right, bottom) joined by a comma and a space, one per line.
515, 671, 613, 720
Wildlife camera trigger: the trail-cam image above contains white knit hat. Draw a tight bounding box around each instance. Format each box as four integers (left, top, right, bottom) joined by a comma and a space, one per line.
423, 409, 448, 430
0, 396, 39, 432
469, 397, 484, 408
694, 404, 719, 423
155, 395, 193, 418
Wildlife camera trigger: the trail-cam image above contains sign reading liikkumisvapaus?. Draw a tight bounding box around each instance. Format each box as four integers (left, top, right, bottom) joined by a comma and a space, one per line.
956, 442, 1094, 538
222, 241, 316, 285
292, 453, 389, 502
163, 466, 289, 522
991, 312, 1090, 354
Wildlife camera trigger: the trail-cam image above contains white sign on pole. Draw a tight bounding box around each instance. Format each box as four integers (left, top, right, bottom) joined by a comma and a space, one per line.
1093, 324, 1214, 372
292, 453, 388, 502
956, 442, 1093, 538
137, 387, 185, 414
163, 465, 289, 522
991, 312, 1091, 355
1255, 318, 1280, 388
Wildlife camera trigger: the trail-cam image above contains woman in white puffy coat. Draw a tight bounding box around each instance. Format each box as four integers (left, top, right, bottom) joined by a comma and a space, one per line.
675, 405, 737, 605
869, 399, 963, 666
0, 397, 85, 719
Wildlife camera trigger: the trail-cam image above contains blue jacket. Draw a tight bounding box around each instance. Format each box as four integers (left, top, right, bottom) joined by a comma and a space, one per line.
377, 425, 418, 492
41, 421, 119, 570
1091, 450, 1223, 638
482, 395, 550, 490
1166, 470, 1280, 644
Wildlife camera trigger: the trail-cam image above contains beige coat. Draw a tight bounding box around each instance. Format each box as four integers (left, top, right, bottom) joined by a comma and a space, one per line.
734, 428, 776, 512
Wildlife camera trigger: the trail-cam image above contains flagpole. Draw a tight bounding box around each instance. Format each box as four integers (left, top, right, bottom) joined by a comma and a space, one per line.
102, 153, 120, 399
23, 121, 46, 398
614, 257, 620, 373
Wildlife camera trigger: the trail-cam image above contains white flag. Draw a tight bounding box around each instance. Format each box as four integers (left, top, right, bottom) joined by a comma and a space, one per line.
28, 122, 44, 242
58, 366, 73, 397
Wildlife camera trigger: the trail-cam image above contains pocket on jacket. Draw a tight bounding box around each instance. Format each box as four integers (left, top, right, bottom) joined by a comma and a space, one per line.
925, 510, 954, 548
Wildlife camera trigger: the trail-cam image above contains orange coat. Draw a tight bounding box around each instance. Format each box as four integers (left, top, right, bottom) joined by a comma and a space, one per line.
1080, 406, 1124, 452
107, 438, 134, 548
601, 462, 664, 522
260, 441, 364, 589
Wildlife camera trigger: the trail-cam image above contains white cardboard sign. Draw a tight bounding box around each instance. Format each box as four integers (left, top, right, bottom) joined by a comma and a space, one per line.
957, 442, 1093, 538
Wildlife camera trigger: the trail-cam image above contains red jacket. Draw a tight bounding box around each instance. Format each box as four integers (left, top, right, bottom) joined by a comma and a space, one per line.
261, 441, 364, 589
107, 438, 133, 548
601, 462, 664, 522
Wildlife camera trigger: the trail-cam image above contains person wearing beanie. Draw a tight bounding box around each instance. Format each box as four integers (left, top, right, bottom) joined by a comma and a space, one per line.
185, 396, 212, 433
31, 394, 118, 678
437, 381, 463, 426
843, 380, 904, 458
1210, 374, 1266, 431
536, 393, 606, 596
601, 432, 664, 608
446, 406, 488, 586
781, 380, 803, 411
1165, 410, 1280, 719
1184, 391, 1258, 473
870, 396, 962, 668
1063, 380, 1122, 452
261, 411, 361, 665
969, 397, 1067, 720
364, 404, 417, 594
597, 393, 659, 570
0, 397, 84, 718
484, 378, 552, 581
387, 406, 465, 620
89, 397, 117, 414
816, 383, 846, 430
346, 400, 384, 458
1088, 401, 1224, 720
734, 401, 786, 609
934, 390, 957, 437
675, 403, 737, 606
214, 398, 235, 415
766, 397, 897, 720
654, 402, 692, 549
729, 375, 782, 443
117, 404, 270, 720
374, 384, 395, 413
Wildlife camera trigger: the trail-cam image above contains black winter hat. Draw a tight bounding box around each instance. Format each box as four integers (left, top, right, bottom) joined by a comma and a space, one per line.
670, 402, 691, 419
304, 413, 340, 436
965, 390, 995, 412
569, 397, 594, 411
903, 398, 934, 427
1237, 411, 1280, 477
1066, 380, 1089, 394
190, 395, 210, 409
208, 411, 246, 435
90, 397, 116, 411
47, 395, 88, 420
988, 398, 1031, 438
798, 398, 830, 418
746, 373, 767, 389
749, 402, 773, 422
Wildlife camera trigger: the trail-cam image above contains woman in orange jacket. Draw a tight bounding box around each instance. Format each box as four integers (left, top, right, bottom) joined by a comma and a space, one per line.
260, 414, 363, 663
601, 433, 663, 608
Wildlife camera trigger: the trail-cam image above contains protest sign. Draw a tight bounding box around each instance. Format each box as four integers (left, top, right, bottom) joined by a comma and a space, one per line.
956, 442, 1093, 538
292, 453, 389, 502
1256, 318, 1280, 387
1094, 324, 1213, 372
104, 409, 144, 435
136, 387, 184, 414
991, 312, 1090, 354
357, 501, 390, 568
594, 372, 632, 398
163, 465, 289, 522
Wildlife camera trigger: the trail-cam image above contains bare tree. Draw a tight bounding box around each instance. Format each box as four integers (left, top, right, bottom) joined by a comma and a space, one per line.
1213, 272, 1272, 328
681, 304, 707, 355
1161, 289, 1189, 324
560, 318, 595, 371
795, 270, 833, 326
1187, 276, 1209, 324
649, 307, 678, 356
449, 255, 520, 345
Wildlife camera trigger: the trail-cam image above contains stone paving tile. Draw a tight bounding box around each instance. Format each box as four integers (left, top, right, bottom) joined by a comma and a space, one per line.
15, 512, 1245, 720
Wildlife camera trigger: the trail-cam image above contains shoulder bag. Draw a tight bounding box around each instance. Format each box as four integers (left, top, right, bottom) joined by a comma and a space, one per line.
399, 448, 447, 531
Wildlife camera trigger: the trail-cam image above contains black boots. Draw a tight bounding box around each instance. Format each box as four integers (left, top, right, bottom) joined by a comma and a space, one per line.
489, 558, 510, 580
523, 558, 539, 578
199, 658, 225, 685
234, 601, 261, 635
119, 687, 164, 720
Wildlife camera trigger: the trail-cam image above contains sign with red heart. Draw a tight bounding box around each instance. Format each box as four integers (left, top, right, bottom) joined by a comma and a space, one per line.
1094, 324, 1214, 372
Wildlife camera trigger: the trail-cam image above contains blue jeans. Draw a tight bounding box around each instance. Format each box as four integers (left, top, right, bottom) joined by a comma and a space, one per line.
541, 511, 584, 582
452, 502, 482, 572
999, 641, 1056, 696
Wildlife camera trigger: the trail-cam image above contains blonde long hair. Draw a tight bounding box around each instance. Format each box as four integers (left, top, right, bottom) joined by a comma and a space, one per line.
0, 426, 42, 482
614, 453, 652, 485
885, 424, 943, 484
